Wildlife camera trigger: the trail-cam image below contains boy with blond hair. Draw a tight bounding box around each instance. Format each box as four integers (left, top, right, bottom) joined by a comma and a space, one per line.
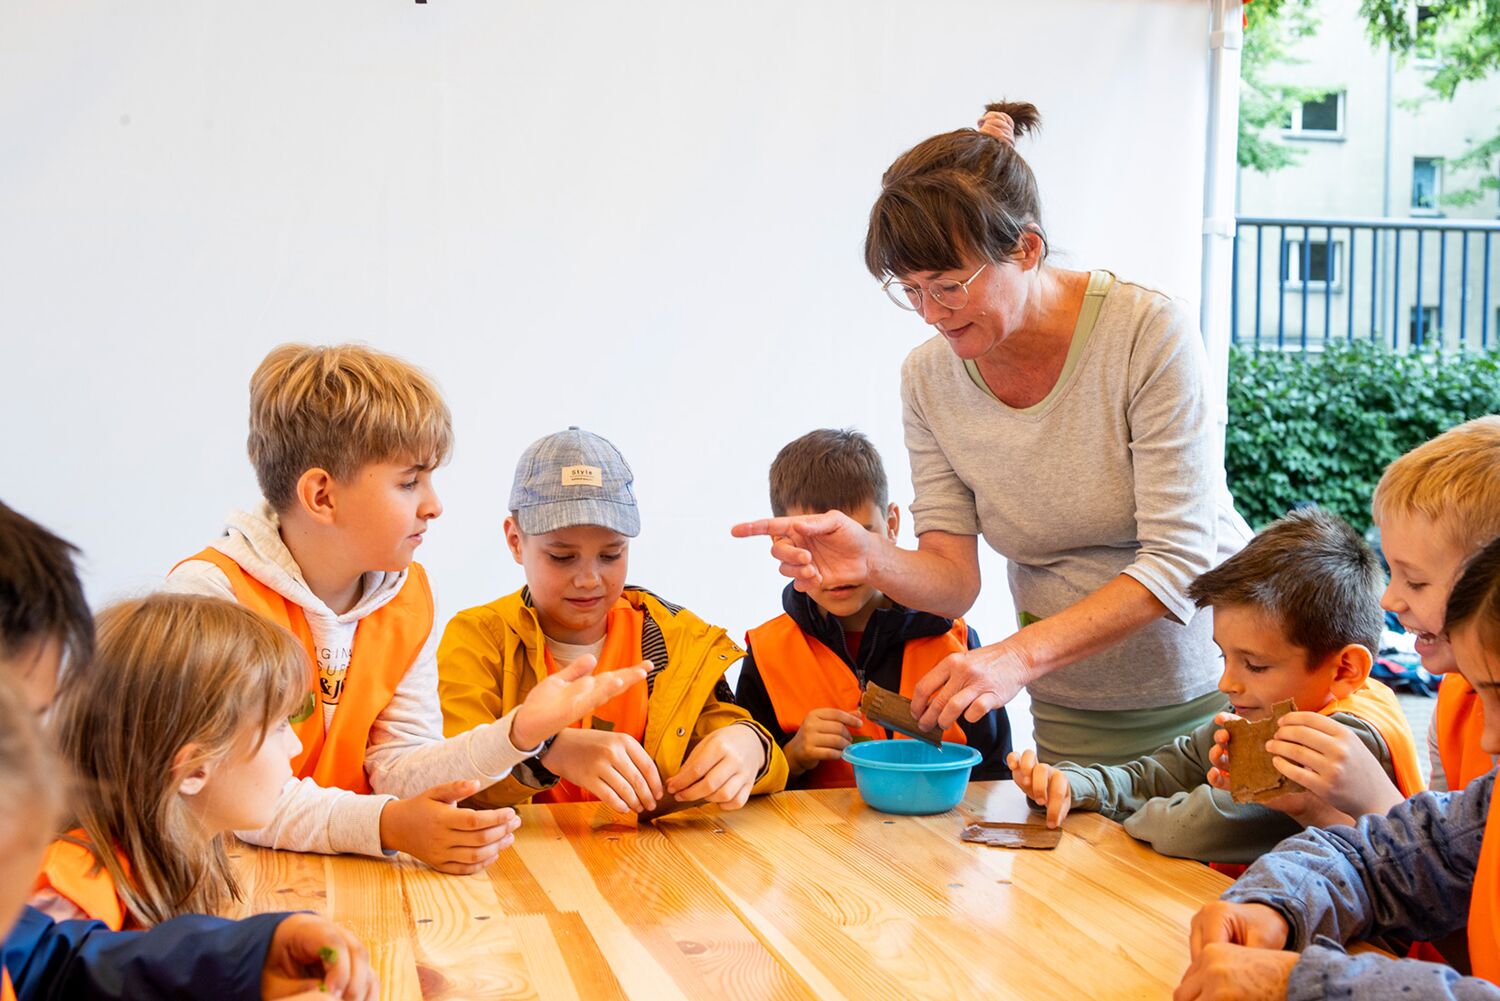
166, 345, 643, 872
1373, 415, 1500, 798
439, 428, 787, 813
1008, 508, 1423, 864
735, 428, 1011, 787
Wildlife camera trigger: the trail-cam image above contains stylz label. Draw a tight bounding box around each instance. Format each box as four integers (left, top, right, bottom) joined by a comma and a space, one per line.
561, 465, 602, 486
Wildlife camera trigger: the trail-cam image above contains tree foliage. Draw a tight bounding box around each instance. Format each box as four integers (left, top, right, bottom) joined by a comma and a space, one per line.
1240, 0, 1323, 171
1225, 341, 1500, 531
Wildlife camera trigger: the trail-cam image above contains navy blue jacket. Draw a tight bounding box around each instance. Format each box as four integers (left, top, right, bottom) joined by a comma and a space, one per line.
736, 583, 1012, 785
4, 905, 288, 1001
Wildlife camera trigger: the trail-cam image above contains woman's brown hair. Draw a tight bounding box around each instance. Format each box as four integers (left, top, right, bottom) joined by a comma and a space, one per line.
51, 594, 308, 926
864, 101, 1046, 279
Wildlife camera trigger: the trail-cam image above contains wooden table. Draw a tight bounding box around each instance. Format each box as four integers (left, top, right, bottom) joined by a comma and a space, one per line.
229, 782, 1231, 1000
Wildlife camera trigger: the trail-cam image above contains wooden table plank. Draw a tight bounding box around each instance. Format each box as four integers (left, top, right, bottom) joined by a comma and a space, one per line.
229, 782, 1236, 1000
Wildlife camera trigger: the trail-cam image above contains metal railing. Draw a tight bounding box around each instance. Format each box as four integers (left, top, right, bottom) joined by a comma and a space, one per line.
1232, 216, 1500, 352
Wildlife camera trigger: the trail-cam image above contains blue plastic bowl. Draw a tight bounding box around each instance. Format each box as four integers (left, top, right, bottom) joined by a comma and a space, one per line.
841, 739, 982, 815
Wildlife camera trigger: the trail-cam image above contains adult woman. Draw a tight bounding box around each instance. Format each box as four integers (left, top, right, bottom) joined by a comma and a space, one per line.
735, 103, 1250, 765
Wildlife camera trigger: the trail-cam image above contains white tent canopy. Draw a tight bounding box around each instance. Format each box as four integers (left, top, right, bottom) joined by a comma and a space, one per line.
0, 2, 1231, 729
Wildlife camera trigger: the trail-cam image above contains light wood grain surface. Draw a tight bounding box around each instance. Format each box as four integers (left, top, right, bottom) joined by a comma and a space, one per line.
229, 782, 1232, 1000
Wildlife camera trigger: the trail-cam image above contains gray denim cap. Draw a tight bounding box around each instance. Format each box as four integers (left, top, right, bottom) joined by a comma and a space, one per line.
508, 427, 640, 537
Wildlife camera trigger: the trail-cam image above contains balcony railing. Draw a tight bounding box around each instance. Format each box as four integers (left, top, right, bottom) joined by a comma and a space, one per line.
1232, 216, 1500, 352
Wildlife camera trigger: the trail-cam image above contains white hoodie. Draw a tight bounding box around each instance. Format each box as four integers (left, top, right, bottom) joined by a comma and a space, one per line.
164, 502, 535, 857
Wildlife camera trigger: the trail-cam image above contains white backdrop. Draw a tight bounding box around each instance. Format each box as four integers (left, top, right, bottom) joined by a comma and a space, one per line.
0, 1, 1212, 737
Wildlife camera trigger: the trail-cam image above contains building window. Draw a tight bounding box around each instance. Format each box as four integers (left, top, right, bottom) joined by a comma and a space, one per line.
1284, 92, 1345, 139
1412, 157, 1443, 212
1415, 3, 1440, 63
1281, 238, 1344, 290
1410, 305, 1439, 346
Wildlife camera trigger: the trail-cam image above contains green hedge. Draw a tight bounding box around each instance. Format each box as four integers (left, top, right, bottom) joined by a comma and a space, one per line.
1225, 341, 1500, 532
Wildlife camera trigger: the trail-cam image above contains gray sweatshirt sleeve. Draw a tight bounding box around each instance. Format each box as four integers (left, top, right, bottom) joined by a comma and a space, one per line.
900, 355, 982, 538
1118, 298, 1223, 625
1286, 941, 1500, 1001
1064, 720, 1299, 864
1223, 773, 1492, 967
1068, 715, 1394, 864
1061, 721, 1220, 820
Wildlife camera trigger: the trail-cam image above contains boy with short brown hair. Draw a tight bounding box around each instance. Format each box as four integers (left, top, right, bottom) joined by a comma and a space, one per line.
736, 428, 1012, 787
1009, 508, 1423, 864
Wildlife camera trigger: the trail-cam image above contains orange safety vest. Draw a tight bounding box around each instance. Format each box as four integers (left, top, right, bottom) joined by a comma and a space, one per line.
534, 600, 649, 804
1324, 677, 1427, 798
746, 614, 968, 789
1438, 674, 1494, 792
3, 968, 14, 1001
1471, 778, 1500, 983
32, 832, 130, 931
178, 547, 432, 794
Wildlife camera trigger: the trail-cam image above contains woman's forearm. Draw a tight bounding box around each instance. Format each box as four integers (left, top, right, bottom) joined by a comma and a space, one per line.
867, 531, 982, 619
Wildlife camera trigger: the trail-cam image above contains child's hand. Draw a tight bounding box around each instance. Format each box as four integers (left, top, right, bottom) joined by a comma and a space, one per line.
511, 656, 650, 750
665, 724, 766, 810
1188, 901, 1291, 956
1261, 788, 1355, 829
976, 109, 1016, 144
784, 707, 863, 776
261, 913, 377, 1001
379, 779, 521, 874
1206, 712, 1237, 791
1263, 711, 1405, 818
1174, 942, 1298, 1001
1005, 748, 1072, 828
541, 727, 664, 813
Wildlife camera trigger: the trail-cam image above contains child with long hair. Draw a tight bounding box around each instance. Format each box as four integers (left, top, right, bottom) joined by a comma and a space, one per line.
32, 593, 309, 928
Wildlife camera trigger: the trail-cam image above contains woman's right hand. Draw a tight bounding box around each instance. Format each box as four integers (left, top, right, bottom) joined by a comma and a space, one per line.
730, 511, 877, 591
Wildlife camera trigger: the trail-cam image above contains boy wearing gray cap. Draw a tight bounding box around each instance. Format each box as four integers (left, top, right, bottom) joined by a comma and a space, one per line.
438, 428, 788, 813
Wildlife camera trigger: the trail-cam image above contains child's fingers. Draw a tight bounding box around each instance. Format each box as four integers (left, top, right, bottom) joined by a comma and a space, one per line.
596, 768, 642, 813
1206, 766, 1228, 790
1271, 722, 1344, 761
454, 806, 519, 832
1269, 753, 1322, 791
589, 665, 648, 703
1278, 711, 1339, 734
832, 710, 864, 729
1046, 769, 1071, 828
339, 928, 377, 1001
622, 739, 664, 802
665, 746, 715, 796
552, 654, 599, 683
617, 760, 657, 813
677, 755, 740, 803
424, 779, 482, 804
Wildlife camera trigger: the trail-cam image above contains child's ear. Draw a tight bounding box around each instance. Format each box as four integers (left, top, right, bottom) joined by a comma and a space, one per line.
293, 468, 337, 526
173, 744, 213, 797
885, 503, 900, 541
503, 517, 525, 565
1327, 643, 1374, 700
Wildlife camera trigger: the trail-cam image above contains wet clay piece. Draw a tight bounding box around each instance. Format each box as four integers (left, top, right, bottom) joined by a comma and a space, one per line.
859, 683, 944, 747
961, 822, 1062, 850
637, 793, 708, 824
1226, 699, 1304, 804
